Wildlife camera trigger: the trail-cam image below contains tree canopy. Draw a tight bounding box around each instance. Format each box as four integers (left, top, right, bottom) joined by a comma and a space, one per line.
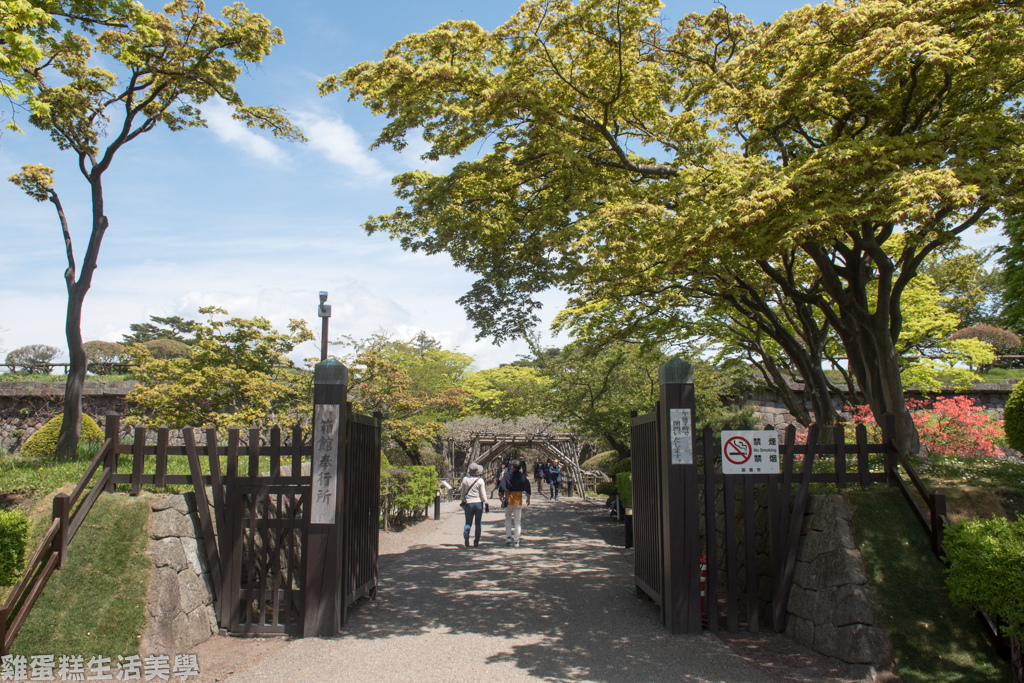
7, 0, 304, 458
326, 0, 1024, 455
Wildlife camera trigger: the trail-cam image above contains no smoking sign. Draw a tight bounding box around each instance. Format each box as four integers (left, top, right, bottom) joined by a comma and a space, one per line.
721, 430, 780, 474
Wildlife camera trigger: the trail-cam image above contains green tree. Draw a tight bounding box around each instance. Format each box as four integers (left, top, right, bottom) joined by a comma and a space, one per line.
8, 0, 304, 459
462, 365, 552, 420
344, 331, 472, 465
921, 246, 1004, 329
125, 307, 312, 430
5, 343, 61, 373
327, 0, 1024, 457
83, 339, 124, 374
1000, 214, 1024, 334
122, 315, 198, 345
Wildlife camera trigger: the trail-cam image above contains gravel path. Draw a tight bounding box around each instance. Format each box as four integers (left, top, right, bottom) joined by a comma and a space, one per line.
194, 496, 874, 682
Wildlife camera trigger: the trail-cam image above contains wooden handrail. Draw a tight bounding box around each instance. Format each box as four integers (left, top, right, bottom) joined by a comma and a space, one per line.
68, 439, 113, 509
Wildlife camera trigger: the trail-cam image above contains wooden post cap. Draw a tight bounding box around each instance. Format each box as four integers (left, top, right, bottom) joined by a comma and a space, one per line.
658, 356, 694, 385
314, 357, 348, 386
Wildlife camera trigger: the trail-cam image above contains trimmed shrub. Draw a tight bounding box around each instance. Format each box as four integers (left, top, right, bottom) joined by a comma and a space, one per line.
392, 466, 438, 514
606, 457, 631, 478
595, 481, 617, 497
1006, 381, 1024, 453
5, 344, 61, 374
950, 325, 1022, 355
380, 451, 391, 468
20, 414, 105, 459
616, 472, 632, 508
581, 450, 619, 472
944, 516, 1024, 641
141, 338, 190, 360
84, 340, 125, 375
0, 509, 30, 587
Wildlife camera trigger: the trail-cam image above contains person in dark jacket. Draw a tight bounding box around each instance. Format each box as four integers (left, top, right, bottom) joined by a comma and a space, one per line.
548, 459, 562, 500
498, 460, 532, 547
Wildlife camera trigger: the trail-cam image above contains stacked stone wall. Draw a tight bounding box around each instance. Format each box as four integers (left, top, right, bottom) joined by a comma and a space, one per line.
141, 492, 219, 659
786, 495, 892, 669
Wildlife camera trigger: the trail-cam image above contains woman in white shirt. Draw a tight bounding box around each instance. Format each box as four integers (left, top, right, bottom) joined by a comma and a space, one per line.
460, 462, 488, 547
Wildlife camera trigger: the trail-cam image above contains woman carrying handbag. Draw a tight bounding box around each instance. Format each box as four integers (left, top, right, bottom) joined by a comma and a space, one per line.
459, 462, 488, 547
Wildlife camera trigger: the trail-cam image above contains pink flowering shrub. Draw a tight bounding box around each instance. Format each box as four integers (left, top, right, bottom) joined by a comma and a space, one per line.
906, 396, 1004, 459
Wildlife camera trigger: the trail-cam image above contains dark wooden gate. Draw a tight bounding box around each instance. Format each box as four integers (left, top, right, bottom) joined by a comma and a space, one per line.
629, 357, 891, 634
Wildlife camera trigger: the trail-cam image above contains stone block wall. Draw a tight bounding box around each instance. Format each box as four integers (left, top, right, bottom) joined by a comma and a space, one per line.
141, 492, 219, 659
785, 494, 892, 669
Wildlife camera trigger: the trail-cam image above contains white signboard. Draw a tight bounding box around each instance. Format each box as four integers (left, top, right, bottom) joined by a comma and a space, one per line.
721, 430, 780, 474
669, 408, 693, 465
312, 404, 340, 524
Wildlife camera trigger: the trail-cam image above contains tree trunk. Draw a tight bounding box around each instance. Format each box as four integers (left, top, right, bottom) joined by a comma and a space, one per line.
1011, 634, 1022, 683
55, 283, 87, 460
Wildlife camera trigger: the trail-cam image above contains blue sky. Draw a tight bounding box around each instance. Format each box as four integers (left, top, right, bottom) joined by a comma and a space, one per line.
0, 0, 1006, 370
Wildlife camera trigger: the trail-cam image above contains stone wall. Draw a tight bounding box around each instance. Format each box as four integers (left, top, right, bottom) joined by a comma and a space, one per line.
141, 492, 219, 659
740, 381, 1018, 432
786, 494, 892, 670
0, 381, 133, 452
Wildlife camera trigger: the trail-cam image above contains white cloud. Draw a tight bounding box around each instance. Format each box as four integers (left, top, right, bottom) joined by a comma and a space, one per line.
203, 99, 287, 164
295, 112, 389, 182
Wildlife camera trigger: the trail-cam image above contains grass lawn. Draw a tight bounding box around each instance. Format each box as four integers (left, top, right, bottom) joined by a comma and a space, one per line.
9, 492, 152, 659
847, 485, 1012, 682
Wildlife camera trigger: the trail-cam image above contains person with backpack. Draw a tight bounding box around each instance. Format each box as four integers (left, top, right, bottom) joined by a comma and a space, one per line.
498, 460, 532, 547
548, 459, 562, 500
459, 462, 488, 548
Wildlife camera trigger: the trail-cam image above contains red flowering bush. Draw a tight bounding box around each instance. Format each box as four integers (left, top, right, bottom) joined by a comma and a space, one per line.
906, 396, 1004, 459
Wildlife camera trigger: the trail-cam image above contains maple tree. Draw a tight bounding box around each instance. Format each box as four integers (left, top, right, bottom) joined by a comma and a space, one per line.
326, 0, 1024, 456
8, 0, 304, 458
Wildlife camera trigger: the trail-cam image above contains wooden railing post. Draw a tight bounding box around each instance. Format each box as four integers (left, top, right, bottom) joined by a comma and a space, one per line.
104, 413, 120, 493
53, 493, 71, 569
931, 490, 947, 558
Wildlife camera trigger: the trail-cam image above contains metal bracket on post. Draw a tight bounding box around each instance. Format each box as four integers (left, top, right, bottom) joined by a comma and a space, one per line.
304, 358, 348, 638
657, 356, 702, 634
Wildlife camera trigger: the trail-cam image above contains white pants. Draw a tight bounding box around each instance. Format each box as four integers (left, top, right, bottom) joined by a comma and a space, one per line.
504, 505, 523, 541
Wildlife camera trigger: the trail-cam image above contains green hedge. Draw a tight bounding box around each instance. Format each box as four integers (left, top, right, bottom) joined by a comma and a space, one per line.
1005, 380, 1024, 452
596, 481, 617, 497
606, 457, 631, 478
380, 465, 438, 527
0, 509, 29, 587
616, 472, 632, 509
581, 451, 619, 472
944, 516, 1024, 639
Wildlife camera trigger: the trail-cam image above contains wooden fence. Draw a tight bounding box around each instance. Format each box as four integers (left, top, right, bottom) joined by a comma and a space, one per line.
2, 396, 382, 654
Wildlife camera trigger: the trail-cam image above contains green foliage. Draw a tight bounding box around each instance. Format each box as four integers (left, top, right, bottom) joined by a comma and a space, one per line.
616, 472, 632, 509
595, 481, 617, 497
380, 452, 391, 468
122, 316, 198, 346
344, 331, 471, 465
0, 509, 29, 587
20, 413, 104, 459
580, 450, 619, 472
950, 325, 1021, 356
1000, 214, 1024, 333
392, 466, 438, 512
606, 457, 631, 478
5, 344, 61, 373
462, 365, 552, 419
125, 307, 313, 430
141, 339, 190, 360
922, 245, 1005, 328
83, 340, 125, 375
944, 516, 1024, 639
1004, 380, 1024, 453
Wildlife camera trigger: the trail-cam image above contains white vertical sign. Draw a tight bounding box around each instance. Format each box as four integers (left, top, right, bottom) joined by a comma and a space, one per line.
669, 408, 693, 465
312, 404, 340, 524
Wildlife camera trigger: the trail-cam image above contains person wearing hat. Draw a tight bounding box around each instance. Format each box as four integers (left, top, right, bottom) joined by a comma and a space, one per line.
498, 459, 532, 547
459, 462, 488, 547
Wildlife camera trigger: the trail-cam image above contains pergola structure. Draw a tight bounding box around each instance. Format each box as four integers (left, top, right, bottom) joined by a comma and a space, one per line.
442, 429, 587, 497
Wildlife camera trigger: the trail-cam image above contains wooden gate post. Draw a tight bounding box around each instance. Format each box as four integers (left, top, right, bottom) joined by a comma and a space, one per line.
657, 357, 702, 634
304, 358, 348, 637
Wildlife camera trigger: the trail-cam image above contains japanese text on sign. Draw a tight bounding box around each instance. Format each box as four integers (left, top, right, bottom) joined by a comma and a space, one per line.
669, 408, 693, 465
312, 403, 340, 524
721, 430, 780, 474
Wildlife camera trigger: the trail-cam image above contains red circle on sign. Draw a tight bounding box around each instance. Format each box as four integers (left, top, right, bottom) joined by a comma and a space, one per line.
723, 436, 752, 465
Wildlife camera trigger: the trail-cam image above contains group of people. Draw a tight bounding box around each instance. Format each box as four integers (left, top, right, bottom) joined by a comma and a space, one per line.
533, 459, 563, 500
459, 458, 550, 548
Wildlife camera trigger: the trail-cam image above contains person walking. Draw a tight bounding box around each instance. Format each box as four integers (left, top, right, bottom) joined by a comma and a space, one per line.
548, 459, 563, 500
498, 460, 531, 547
459, 462, 488, 548
533, 461, 544, 490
